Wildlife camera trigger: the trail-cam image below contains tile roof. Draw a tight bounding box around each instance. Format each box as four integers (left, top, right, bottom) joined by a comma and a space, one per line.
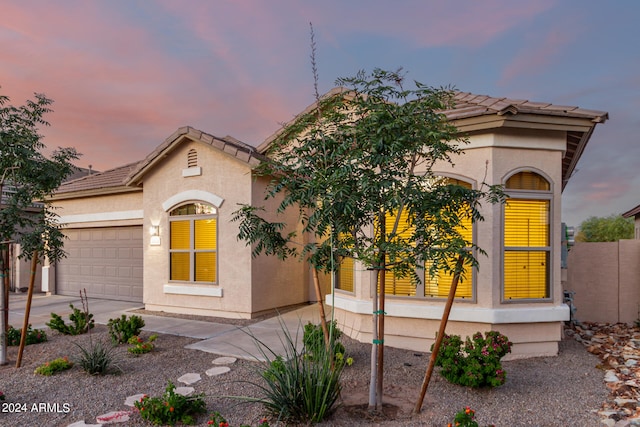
126, 126, 266, 185
445, 91, 608, 123
623, 204, 640, 218
54, 161, 141, 195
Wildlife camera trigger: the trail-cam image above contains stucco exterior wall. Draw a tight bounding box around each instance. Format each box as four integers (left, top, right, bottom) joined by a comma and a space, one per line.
141, 140, 255, 318
53, 191, 143, 228
248, 175, 310, 313
328, 128, 569, 358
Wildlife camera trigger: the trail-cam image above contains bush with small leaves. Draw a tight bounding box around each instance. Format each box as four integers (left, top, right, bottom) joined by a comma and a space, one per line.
6, 324, 47, 346
34, 356, 73, 376
107, 314, 145, 344
47, 303, 94, 335
135, 381, 206, 426
434, 331, 512, 388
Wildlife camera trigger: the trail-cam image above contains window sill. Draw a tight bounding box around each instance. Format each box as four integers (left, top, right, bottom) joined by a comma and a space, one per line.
163, 284, 222, 297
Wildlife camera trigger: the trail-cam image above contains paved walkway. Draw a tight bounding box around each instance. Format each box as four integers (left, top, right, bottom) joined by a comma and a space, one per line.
6, 292, 326, 361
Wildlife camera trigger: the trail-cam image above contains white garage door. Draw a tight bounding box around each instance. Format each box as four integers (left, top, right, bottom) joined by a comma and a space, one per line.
57, 226, 143, 302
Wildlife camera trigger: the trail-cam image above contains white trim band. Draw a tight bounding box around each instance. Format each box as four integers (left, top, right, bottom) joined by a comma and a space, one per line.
58, 210, 143, 224
163, 284, 222, 297
326, 294, 569, 323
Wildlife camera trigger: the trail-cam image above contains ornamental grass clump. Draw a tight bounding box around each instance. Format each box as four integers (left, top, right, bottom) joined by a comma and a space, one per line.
74, 337, 122, 375
251, 319, 345, 424
433, 331, 512, 388
135, 381, 206, 426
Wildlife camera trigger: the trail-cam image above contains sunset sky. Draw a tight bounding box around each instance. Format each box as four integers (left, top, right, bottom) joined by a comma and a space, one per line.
1, 0, 638, 227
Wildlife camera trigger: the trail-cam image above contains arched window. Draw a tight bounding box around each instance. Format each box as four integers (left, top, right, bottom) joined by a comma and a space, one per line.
503, 171, 551, 300
169, 202, 217, 283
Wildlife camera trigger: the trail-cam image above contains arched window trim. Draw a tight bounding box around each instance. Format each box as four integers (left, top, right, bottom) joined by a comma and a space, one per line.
168, 201, 218, 284
501, 169, 553, 303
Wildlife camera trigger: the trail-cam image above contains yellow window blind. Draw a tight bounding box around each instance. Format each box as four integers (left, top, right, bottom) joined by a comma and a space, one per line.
195, 219, 217, 249
504, 200, 549, 247
170, 221, 190, 250
337, 257, 354, 292
195, 252, 216, 282
503, 198, 549, 299
170, 252, 190, 281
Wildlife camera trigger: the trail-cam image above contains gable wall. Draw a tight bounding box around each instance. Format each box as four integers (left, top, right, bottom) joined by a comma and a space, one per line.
141, 139, 256, 317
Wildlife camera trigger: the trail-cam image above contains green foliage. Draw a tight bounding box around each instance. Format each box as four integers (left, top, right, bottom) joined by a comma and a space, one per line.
6, 324, 47, 346
134, 381, 206, 426
433, 331, 512, 388
576, 214, 634, 242
449, 407, 495, 427
0, 390, 5, 400
252, 320, 344, 424
127, 334, 157, 355
0, 90, 80, 264
207, 411, 270, 427
233, 67, 504, 282
47, 303, 94, 335
303, 320, 347, 362
107, 314, 145, 344
73, 338, 121, 375
34, 356, 73, 376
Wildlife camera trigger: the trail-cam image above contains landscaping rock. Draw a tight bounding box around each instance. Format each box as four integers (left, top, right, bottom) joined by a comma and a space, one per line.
213, 356, 237, 365
177, 372, 201, 385
206, 366, 231, 376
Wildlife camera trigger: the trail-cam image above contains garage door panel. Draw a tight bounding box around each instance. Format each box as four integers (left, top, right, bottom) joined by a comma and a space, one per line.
57, 226, 143, 303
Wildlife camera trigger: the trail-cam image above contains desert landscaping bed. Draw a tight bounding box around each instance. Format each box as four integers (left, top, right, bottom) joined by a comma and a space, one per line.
0, 323, 610, 426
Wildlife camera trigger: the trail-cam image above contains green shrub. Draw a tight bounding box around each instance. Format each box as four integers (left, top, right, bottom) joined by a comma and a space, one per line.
433, 331, 512, 388
134, 381, 206, 426
303, 320, 346, 360
34, 356, 73, 376
107, 314, 145, 344
73, 338, 121, 375
253, 320, 344, 424
449, 407, 495, 427
47, 303, 94, 335
127, 334, 157, 355
6, 324, 47, 346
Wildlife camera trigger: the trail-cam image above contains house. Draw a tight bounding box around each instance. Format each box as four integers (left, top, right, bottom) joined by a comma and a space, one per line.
45, 90, 608, 358
623, 204, 640, 239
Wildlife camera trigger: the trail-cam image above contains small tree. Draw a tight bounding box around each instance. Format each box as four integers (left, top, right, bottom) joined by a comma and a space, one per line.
575, 214, 633, 242
233, 68, 504, 410
0, 89, 79, 364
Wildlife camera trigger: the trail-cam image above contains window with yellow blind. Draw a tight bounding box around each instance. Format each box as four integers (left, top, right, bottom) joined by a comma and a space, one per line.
503, 171, 551, 300
336, 256, 354, 292
169, 203, 217, 283
377, 177, 474, 298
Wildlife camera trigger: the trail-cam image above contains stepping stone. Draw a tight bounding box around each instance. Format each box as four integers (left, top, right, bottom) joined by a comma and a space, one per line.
124, 393, 146, 407
604, 370, 619, 382
206, 366, 231, 377
213, 356, 237, 365
67, 422, 102, 427
96, 410, 131, 424
178, 372, 201, 385
175, 386, 195, 396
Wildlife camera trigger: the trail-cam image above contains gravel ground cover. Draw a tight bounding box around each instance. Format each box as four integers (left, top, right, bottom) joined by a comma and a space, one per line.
0, 322, 607, 427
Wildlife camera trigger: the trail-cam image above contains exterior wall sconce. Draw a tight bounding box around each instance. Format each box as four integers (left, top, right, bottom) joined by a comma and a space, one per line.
149, 225, 161, 246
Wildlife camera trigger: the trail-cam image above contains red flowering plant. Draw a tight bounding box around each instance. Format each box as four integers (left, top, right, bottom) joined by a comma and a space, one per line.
207, 411, 270, 427
134, 381, 206, 426
432, 331, 512, 388
0, 391, 5, 401
127, 334, 157, 355
448, 407, 495, 427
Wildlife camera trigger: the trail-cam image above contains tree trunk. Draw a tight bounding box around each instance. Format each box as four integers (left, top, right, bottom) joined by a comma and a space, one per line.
0, 251, 6, 366
376, 265, 385, 408
16, 251, 38, 368
368, 269, 378, 410
312, 267, 329, 346
414, 255, 464, 413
